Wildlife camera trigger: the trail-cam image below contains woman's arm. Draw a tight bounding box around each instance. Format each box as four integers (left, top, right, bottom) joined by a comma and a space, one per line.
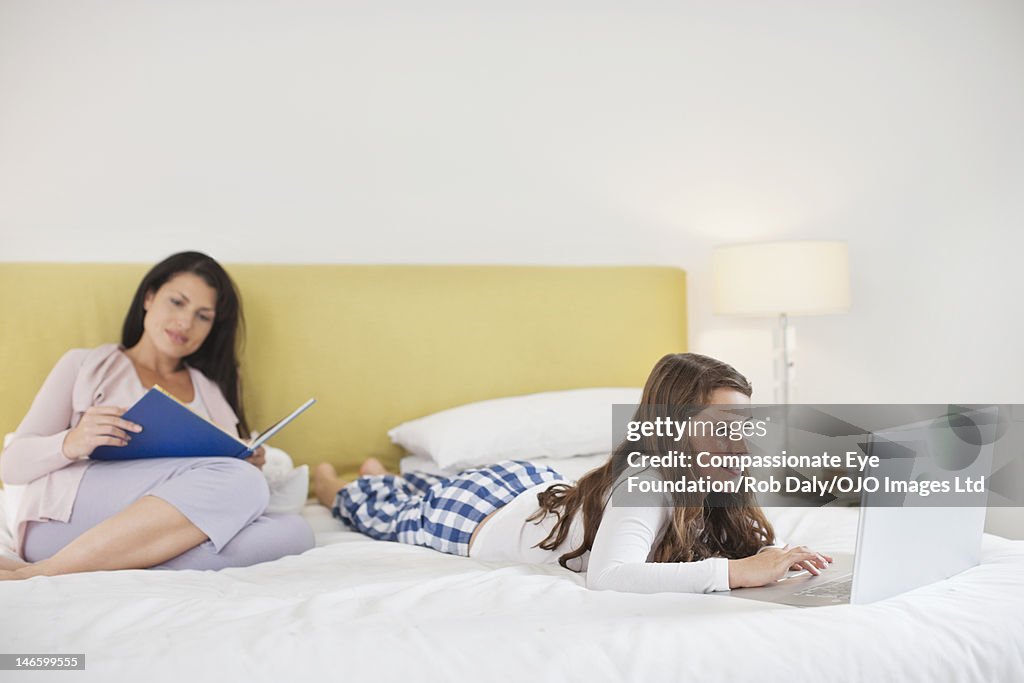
0, 350, 85, 485
586, 502, 730, 594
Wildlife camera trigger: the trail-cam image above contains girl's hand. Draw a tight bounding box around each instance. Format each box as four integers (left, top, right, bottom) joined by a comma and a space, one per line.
728, 545, 832, 589
62, 406, 142, 460
789, 550, 834, 575
244, 444, 266, 470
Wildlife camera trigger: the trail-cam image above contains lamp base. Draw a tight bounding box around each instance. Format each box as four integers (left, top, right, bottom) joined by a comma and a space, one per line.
773, 313, 796, 404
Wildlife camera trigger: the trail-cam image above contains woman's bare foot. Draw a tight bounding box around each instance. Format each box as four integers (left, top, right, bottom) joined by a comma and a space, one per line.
0, 562, 43, 581
0, 555, 28, 572
359, 457, 389, 476
312, 463, 346, 508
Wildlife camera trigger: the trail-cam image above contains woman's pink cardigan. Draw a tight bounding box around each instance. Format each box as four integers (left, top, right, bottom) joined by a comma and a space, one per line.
1, 344, 239, 554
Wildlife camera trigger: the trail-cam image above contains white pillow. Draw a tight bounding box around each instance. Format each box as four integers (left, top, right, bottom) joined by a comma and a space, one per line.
260, 444, 310, 514
2, 433, 23, 551
0, 434, 18, 557
0, 487, 16, 558
388, 388, 642, 470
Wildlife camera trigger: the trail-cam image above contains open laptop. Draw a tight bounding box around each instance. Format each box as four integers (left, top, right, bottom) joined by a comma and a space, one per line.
727, 410, 995, 607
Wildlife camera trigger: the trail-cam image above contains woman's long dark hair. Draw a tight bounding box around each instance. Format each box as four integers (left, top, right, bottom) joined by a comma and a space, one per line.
121, 251, 249, 435
529, 352, 774, 568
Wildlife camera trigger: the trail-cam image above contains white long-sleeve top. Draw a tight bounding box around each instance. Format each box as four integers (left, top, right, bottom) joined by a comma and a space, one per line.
469, 475, 733, 594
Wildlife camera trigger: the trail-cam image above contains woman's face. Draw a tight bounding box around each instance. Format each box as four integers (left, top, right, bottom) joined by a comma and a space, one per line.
690, 387, 752, 483
142, 272, 218, 361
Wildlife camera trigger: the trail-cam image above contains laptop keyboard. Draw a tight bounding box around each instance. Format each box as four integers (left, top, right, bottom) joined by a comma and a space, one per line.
794, 575, 853, 599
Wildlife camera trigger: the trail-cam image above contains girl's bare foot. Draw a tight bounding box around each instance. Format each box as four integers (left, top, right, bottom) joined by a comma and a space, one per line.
359, 457, 389, 476
313, 463, 346, 508
312, 459, 391, 508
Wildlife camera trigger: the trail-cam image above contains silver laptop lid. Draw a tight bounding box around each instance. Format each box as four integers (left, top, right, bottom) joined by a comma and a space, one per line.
850, 409, 996, 604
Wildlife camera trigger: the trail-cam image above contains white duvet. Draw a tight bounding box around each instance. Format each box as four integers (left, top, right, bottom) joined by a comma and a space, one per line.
1, 491, 1023, 683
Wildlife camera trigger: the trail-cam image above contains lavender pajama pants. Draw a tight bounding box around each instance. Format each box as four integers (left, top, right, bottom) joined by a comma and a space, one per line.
21, 457, 315, 570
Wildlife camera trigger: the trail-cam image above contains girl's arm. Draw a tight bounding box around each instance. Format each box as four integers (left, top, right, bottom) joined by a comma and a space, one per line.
586, 501, 730, 594
0, 350, 85, 485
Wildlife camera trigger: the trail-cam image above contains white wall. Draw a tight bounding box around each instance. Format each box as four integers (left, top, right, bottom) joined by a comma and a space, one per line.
2, 0, 1022, 534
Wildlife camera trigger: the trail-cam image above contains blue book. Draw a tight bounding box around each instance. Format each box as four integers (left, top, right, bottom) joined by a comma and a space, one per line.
90, 386, 315, 460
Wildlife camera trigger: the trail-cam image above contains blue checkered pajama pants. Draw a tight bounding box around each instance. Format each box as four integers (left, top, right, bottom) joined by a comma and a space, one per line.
332, 460, 565, 557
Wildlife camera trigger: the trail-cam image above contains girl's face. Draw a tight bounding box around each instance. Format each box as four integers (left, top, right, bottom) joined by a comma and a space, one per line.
690, 387, 751, 483
142, 272, 218, 361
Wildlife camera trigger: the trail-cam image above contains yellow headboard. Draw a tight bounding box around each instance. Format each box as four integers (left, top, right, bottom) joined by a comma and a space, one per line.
0, 264, 686, 476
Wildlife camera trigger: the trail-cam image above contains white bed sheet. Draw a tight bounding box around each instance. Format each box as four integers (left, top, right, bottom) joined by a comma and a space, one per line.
1, 490, 1023, 683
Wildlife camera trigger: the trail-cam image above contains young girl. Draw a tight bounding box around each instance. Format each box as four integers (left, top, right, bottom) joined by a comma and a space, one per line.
313, 353, 831, 593
0, 252, 314, 580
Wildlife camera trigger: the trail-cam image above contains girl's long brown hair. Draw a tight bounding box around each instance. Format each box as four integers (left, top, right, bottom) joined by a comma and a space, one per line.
530, 353, 775, 568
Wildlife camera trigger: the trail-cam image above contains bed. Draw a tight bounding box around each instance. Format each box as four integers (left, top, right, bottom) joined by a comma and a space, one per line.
1, 263, 1023, 682
3, 489, 1023, 682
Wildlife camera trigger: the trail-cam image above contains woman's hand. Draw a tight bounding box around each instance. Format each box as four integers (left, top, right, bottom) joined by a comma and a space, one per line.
244, 444, 266, 470
728, 545, 833, 589
62, 406, 142, 460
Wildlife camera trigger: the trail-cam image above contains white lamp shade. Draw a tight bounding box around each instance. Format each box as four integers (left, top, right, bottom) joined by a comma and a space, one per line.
713, 240, 851, 316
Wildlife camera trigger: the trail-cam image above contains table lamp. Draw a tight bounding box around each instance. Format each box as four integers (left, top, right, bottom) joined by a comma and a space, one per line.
712, 240, 851, 403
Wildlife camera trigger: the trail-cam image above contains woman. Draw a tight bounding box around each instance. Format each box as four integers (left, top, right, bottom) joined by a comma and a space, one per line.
313, 353, 830, 593
0, 251, 314, 580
